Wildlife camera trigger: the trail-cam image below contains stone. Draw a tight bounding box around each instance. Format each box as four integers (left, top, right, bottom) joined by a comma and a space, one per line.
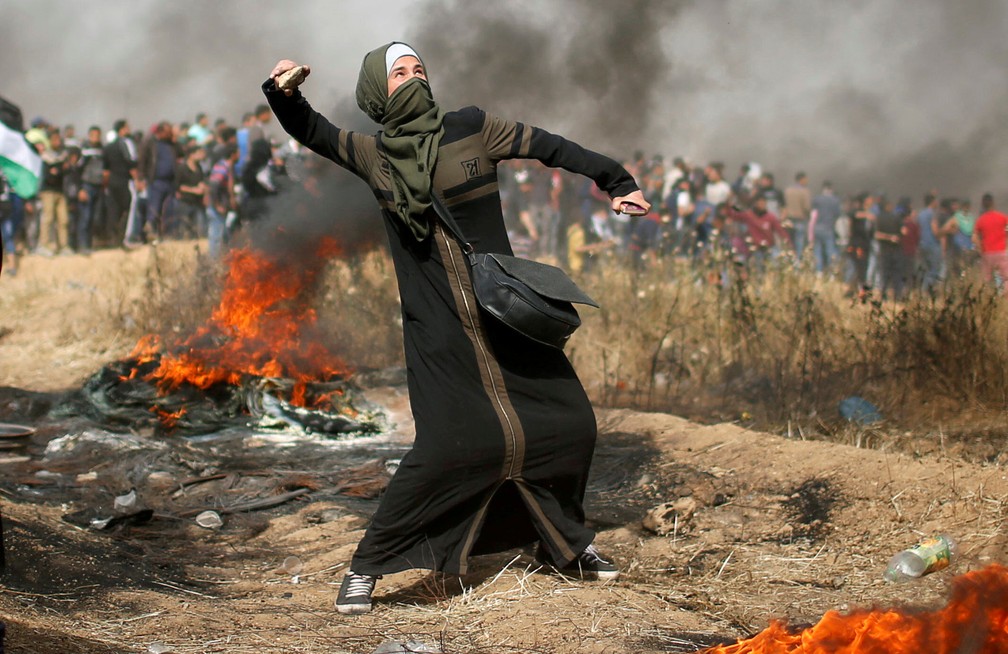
642, 497, 698, 536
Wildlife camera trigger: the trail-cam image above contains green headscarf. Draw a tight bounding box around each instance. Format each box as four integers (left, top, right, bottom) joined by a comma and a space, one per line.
356, 42, 444, 241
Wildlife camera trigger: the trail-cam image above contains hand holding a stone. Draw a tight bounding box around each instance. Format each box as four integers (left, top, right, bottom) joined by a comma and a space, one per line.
612, 189, 651, 215
271, 60, 311, 96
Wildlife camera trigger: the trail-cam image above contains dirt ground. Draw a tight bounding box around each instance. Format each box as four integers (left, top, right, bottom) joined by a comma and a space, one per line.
1, 244, 1006, 654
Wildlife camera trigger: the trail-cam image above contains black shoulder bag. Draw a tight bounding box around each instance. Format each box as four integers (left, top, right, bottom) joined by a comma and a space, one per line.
430, 194, 599, 349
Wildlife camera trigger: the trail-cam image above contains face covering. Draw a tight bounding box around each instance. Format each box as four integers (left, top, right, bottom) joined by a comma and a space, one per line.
356, 42, 444, 241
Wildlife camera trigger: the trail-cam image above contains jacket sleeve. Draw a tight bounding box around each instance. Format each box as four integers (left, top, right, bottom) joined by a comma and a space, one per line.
261, 79, 377, 181
478, 108, 638, 199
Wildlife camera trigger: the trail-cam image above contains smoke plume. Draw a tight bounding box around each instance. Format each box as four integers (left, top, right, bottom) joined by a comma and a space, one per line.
4, 0, 1007, 202
411, 0, 1008, 202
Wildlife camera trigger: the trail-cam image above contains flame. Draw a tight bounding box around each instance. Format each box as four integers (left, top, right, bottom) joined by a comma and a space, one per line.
698, 565, 1008, 654
129, 334, 163, 361
128, 239, 349, 408
152, 406, 186, 428
119, 335, 163, 381
290, 382, 308, 407
310, 388, 347, 410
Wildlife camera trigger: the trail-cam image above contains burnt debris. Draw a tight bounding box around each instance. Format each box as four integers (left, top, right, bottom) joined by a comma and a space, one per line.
53, 355, 383, 437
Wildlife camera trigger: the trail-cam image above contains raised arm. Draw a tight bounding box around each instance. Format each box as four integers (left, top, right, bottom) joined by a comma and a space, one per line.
479, 109, 648, 215
262, 60, 376, 180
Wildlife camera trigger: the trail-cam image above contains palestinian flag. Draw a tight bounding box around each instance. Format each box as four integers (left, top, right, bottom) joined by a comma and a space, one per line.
0, 96, 42, 200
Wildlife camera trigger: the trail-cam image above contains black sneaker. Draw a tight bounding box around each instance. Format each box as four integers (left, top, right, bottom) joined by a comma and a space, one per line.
335, 572, 379, 615
537, 543, 620, 582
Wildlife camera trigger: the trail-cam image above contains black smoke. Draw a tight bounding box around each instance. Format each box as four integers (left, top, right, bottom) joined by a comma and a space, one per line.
407, 0, 1008, 202
5, 0, 1007, 204
411, 0, 689, 154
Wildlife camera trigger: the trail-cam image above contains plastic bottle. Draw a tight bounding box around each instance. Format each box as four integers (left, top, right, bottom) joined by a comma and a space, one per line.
883, 534, 956, 582
282, 556, 303, 575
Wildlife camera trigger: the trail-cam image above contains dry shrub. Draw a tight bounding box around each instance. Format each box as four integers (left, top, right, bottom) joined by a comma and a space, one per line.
317, 250, 405, 370
570, 255, 1008, 434
568, 255, 853, 422
872, 282, 1008, 399
129, 243, 221, 339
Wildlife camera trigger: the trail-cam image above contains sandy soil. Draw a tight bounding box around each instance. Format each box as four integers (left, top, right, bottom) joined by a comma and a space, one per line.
1, 244, 1005, 654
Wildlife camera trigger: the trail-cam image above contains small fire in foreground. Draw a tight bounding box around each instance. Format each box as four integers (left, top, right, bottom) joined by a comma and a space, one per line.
697, 565, 1008, 654
129, 239, 349, 409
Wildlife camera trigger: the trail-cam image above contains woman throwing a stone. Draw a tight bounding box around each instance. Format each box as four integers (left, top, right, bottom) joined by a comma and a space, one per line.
264, 42, 649, 614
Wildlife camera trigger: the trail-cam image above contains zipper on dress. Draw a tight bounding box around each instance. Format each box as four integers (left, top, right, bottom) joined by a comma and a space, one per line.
439, 227, 519, 480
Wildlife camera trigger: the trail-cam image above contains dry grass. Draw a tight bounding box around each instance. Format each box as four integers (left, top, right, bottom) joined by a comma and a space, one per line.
121, 244, 1008, 455
318, 250, 406, 372
129, 242, 223, 338
568, 255, 1008, 437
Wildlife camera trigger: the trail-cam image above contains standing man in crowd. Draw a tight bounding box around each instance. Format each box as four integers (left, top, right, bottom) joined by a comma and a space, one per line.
211, 124, 239, 165
62, 124, 80, 149
37, 129, 69, 255
131, 121, 177, 244
76, 126, 105, 254
174, 143, 208, 239
873, 196, 906, 300
917, 192, 943, 294
972, 193, 1008, 293
757, 172, 785, 218
727, 195, 790, 269
235, 112, 256, 178
783, 171, 812, 260
942, 198, 975, 278
63, 145, 83, 252
187, 112, 213, 145
809, 180, 841, 274
240, 104, 276, 223
731, 162, 755, 203
702, 162, 731, 206
895, 197, 919, 290
102, 118, 138, 248
207, 144, 239, 259
661, 156, 689, 207
239, 142, 273, 224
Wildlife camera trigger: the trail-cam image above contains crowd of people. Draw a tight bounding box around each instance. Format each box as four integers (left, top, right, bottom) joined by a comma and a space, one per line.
0, 105, 290, 275
3, 116, 1006, 300
500, 154, 1008, 299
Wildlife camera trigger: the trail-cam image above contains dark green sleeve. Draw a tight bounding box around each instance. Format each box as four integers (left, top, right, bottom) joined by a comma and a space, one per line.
261, 79, 377, 181
480, 109, 638, 198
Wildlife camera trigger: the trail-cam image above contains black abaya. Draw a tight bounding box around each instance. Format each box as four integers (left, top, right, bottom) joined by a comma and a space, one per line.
265, 81, 638, 575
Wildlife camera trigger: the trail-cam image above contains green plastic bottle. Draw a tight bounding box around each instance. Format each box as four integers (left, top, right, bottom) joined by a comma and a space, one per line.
883, 534, 956, 582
